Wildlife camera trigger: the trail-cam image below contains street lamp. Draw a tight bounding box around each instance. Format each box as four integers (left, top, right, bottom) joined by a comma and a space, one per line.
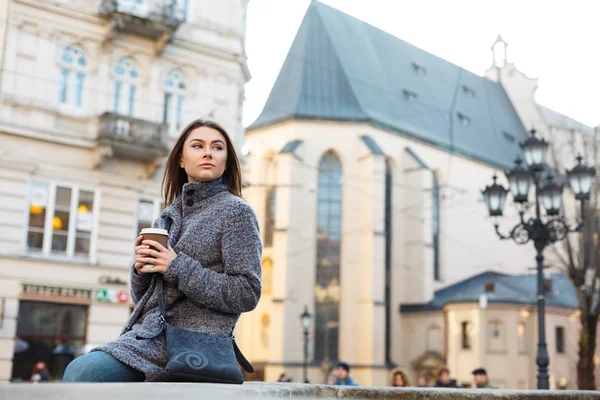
567, 155, 596, 202
521, 128, 549, 171
300, 306, 312, 383
539, 176, 563, 216
481, 175, 508, 216
506, 158, 531, 204
481, 130, 594, 390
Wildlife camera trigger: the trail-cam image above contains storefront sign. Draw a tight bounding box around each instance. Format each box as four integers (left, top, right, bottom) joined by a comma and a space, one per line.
98, 276, 128, 286
22, 284, 92, 300
96, 289, 129, 304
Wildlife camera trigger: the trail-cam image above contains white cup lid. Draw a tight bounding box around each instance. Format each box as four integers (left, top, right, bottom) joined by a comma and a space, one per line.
140, 228, 169, 235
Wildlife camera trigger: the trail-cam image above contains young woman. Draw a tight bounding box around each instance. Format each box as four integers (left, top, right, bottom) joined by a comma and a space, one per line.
390, 368, 411, 387
63, 120, 262, 382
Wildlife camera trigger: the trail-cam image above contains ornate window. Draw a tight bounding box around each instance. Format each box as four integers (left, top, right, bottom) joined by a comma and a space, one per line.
314, 151, 342, 363
113, 58, 139, 116
59, 46, 87, 107
461, 321, 472, 350
163, 69, 186, 136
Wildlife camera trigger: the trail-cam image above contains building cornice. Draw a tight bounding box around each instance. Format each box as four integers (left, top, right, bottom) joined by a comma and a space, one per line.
0, 120, 96, 149
170, 36, 248, 69
14, 0, 105, 25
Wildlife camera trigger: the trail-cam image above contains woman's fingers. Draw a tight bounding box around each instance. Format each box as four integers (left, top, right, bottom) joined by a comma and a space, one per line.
136, 248, 159, 257
135, 244, 150, 253
142, 239, 166, 252
141, 264, 157, 273
134, 262, 146, 275
135, 257, 156, 264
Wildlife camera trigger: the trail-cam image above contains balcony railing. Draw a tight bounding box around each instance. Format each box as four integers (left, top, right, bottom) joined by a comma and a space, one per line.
98, 112, 169, 162
99, 0, 186, 40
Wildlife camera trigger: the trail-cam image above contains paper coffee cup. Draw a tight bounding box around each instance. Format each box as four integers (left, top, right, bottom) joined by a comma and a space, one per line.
139, 228, 169, 269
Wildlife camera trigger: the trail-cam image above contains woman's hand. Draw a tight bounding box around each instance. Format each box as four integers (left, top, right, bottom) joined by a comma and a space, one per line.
135, 239, 178, 275
134, 236, 148, 276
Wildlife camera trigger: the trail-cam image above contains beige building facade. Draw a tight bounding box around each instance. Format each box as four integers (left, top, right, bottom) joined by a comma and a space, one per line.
236, 1, 599, 390
0, 0, 249, 381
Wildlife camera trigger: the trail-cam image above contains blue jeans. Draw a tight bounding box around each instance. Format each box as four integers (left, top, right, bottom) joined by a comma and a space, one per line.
62, 351, 145, 382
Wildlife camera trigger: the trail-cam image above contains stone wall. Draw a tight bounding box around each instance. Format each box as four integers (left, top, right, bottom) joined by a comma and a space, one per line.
3, 382, 600, 400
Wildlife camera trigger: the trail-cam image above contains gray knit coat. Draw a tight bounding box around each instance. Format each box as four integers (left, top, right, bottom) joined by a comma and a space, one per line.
93, 178, 262, 381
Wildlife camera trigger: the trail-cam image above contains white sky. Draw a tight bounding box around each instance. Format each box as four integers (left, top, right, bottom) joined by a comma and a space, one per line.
243, 0, 600, 128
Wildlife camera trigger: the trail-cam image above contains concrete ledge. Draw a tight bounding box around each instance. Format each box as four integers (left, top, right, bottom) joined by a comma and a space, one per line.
2, 382, 600, 399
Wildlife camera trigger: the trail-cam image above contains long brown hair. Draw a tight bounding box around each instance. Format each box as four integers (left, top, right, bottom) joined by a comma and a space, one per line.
162, 119, 242, 206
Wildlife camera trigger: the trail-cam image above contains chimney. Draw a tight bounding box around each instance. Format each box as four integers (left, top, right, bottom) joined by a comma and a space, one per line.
543, 278, 552, 293
484, 280, 495, 293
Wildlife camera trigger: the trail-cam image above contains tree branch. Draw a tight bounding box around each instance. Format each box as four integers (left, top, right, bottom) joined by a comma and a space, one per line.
564, 232, 580, 279
551, 243, 571, 271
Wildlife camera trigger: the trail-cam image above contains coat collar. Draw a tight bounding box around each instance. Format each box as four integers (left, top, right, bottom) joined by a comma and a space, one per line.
182, 177, 229, 203
159, 178, 229, 243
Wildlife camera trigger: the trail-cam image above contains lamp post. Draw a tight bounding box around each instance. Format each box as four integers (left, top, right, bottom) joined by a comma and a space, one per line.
300, 306, 312, 383
482, 129, 595, 390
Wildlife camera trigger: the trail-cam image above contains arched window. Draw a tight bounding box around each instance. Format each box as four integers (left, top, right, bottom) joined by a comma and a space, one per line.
59, 46, 87, 107
314, 151, 342, 363
384, 159, 393, 364
263, 157, 277, 247
264, 187, 276, 247
113, 58, 138, 117
163, 69, 186, 136
262, 258, 273, 296
432, 172, 440, 281
260, 314, 270, 349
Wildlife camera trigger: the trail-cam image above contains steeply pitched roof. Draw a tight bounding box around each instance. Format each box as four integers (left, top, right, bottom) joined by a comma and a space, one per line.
537, 104, 596, 136
248, 2, 528, 169
400, 271, 578, 312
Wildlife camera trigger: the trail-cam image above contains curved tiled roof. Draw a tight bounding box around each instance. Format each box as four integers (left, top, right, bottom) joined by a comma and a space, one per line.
400, 271, 578, 312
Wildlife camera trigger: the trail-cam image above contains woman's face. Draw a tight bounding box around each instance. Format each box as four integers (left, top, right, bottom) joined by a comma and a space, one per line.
180, 126, 228, 183
394, 373, 405, 387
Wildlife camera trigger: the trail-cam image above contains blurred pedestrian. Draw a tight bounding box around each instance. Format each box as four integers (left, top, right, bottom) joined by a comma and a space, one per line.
390, 368, 410, 387
434, 368, 460, 388
277, 373, 292, 382
30, 362, 51, 383
417, 376, 428, 387
333, 362, 358, 386
472, 368, 498, 389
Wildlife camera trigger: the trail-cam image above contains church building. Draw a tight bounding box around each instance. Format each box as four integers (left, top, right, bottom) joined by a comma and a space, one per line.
236, 1, 596, 389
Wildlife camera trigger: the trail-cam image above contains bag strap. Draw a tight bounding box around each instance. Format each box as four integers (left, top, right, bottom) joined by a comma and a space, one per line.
155, 217, 172, 320
156, 217, 254, 373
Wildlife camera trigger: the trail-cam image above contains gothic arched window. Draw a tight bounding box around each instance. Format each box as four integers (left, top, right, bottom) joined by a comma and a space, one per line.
314, 151, 342, 363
